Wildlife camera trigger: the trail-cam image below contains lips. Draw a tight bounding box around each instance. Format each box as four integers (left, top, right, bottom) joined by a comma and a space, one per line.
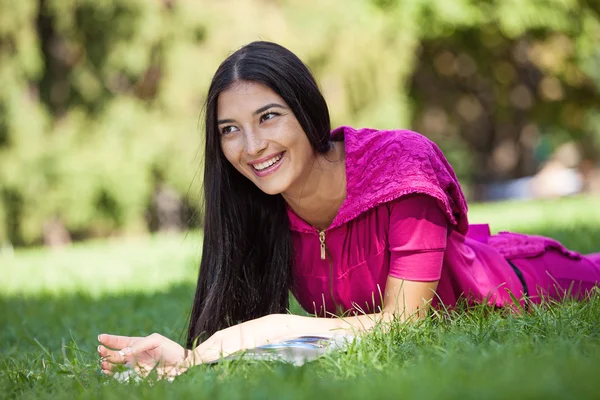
248, 151, 286, 177
251, 153, 283, 171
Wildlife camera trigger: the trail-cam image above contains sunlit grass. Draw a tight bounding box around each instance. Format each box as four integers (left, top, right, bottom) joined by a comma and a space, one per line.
468, 195, 600, 234
0, 232, 202, 297
1, 195, 599, 399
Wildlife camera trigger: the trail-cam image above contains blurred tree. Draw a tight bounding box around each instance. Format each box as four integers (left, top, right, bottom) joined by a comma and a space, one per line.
0, 0, 598, 246
0, 0, 207, 245
405, 0, 600, 192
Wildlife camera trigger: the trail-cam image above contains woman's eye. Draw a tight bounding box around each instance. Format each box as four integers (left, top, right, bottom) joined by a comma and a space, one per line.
259, 112, 279, 123
220, 125, 237, 135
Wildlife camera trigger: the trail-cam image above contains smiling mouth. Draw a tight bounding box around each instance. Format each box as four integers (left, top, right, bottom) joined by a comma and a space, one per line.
250, 152, 285, 172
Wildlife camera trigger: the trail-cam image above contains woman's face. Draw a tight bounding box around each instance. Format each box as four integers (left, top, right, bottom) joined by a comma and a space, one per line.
217, 80, 316, 195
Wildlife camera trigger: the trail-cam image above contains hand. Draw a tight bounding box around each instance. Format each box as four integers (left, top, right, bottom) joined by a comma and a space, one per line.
98, 333, 188, 380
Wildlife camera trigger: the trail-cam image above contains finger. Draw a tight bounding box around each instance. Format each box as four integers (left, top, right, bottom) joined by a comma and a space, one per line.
98, 345, 128, 364
156, 365, 185, 381
122, 360, 157, 379
101, 360, 116, 372
98, 334, 142, 350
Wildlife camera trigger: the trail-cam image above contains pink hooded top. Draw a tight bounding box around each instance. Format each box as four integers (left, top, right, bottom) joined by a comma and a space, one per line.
287, 126, 587, 316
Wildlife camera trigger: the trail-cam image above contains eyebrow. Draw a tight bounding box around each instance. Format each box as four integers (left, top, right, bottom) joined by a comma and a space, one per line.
253, 103, 287, 115
217, 103, 288, 125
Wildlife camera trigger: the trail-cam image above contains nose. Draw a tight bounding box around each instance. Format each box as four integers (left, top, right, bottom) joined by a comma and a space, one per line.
243, 129, 267, 156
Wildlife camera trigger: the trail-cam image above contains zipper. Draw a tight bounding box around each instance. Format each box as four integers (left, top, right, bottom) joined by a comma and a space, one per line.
317, 229, 341, 315
318, 230, 326, 260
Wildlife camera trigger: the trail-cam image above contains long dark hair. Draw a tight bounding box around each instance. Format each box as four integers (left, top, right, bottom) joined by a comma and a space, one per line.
187, 41, 332, 347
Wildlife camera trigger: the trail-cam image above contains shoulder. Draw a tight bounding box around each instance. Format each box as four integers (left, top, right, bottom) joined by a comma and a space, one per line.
340, 126, 449, 182
386, 194, 449, 226
330, 126, 468, 232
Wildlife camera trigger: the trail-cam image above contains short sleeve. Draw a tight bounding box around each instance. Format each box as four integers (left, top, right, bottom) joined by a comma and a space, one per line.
388, 194, 448, 281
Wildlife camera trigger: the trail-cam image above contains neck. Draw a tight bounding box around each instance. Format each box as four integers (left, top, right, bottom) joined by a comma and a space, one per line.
282, 141, 346, 230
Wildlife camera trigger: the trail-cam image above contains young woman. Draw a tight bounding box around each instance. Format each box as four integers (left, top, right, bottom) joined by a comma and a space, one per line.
97, 41, 600, 378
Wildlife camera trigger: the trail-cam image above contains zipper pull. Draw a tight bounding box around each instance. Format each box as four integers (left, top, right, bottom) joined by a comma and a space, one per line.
318, 230, 326, 260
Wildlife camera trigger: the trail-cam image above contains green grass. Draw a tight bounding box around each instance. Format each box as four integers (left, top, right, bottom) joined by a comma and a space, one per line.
1, 196, 600, 399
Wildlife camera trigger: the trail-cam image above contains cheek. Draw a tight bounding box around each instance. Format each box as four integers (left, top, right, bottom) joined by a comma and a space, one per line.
291, 134, 315, 163
220, 141, 241, 168
280, 122, 312, 154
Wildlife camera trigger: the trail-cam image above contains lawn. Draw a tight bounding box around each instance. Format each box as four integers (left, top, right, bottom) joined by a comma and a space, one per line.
1, 196, 600, 399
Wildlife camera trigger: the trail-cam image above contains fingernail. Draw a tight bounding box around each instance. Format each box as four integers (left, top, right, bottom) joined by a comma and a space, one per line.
97, 345, 101, 353
119, 347, 132, 356
97, 335, 101, 342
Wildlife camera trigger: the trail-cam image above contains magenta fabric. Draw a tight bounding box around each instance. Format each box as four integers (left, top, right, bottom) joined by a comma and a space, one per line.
288, 127, 600, 316
287, 126, 470, 235
387, 195, 447, 281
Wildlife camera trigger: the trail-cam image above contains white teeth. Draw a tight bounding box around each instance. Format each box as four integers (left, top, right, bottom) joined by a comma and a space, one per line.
252, 154, 282, 171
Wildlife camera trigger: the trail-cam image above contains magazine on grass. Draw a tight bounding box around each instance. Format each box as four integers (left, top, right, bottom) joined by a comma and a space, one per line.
113, 334, 356, 382
218, 334, 356, 365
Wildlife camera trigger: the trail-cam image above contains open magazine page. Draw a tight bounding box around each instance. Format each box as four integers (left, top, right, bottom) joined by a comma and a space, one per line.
217, 334, 357, 365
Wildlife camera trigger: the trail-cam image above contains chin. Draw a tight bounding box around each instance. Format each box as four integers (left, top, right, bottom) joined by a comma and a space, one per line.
244, 167, 292, 196
248, 176, 289, 195
255, 183, 287, 196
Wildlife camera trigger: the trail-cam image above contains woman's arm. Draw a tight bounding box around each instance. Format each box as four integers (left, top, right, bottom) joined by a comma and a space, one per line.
99, 276, 438, 377
98, 276, 438, 375
185, 275, 438, 365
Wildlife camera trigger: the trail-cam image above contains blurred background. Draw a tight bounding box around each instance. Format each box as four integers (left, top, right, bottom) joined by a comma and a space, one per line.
0, 0, 599, 249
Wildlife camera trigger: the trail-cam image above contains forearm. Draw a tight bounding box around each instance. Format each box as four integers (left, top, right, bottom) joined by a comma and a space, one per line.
287, 312, 393, 334
185, 311, 400, 366
185, 314, 338, 365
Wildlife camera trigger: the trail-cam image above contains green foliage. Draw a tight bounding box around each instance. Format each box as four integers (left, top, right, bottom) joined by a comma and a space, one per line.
0, 0, 206, 245
408, 0, 600, 182
0, 0, 599, 245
